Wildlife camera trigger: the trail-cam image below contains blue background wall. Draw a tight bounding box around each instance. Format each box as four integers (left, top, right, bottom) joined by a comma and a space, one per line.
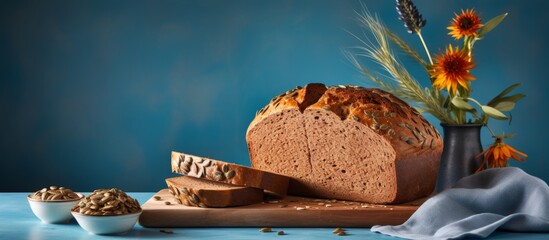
1, 0, 548, 191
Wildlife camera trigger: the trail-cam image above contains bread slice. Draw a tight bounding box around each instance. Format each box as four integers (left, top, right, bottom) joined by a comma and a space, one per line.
246, 83, 443, 204
166, 176, 263, 207
171, 151, 290, 196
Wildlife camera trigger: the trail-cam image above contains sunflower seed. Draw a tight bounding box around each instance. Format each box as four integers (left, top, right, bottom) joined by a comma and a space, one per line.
259, 227, 272, 233
277, 231, 285, 235
351, 115, 359, 121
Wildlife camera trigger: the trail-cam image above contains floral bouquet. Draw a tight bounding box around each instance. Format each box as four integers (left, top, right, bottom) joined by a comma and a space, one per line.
346, 0, 527, 171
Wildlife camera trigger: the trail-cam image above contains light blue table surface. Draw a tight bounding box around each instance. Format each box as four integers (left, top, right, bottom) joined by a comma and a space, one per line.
2, 192, 548, 240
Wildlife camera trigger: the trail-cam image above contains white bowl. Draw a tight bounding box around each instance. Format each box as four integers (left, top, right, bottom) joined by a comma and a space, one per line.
27, 194, 83, 224
71, 211, 142, 235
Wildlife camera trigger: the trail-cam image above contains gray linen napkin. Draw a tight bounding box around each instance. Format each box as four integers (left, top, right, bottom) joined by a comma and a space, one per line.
371, 167, 549, 240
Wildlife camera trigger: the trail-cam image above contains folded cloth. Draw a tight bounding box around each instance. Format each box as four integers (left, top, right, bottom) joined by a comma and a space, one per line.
371, 167, 549, 240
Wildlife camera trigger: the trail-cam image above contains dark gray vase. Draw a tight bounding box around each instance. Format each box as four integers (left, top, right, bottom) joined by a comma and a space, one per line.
436, 124, 484, 192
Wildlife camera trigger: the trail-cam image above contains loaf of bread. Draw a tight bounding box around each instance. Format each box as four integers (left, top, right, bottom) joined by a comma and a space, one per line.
166, 176, 264, 207
246, 83, 443, 204
171, 151, 290, 196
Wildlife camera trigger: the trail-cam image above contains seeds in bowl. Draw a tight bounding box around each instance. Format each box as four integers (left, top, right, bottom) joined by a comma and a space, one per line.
71, 188, 141, 216
29, 186, 82, 201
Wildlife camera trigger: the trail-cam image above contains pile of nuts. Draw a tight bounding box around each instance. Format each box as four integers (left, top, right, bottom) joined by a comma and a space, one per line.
29, 186, 81, 201
71, 188, 141, 216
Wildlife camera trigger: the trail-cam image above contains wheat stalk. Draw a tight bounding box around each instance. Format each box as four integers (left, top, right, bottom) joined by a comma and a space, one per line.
345, 12, 454, 123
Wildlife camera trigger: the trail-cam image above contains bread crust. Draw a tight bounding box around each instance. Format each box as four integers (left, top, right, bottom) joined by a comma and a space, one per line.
246, 83, 442, 204
171, 151, 290, 196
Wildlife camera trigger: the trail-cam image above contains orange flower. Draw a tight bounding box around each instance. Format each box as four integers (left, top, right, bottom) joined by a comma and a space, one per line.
430, 45, 476, 95
476, 137, 527, 172
448, 9, 483, 39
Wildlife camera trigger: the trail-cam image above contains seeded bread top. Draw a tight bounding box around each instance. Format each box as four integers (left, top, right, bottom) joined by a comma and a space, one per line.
247, 83, 442, 158
171, 151, 290, 195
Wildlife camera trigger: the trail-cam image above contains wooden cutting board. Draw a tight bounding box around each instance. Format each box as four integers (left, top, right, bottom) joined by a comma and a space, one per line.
139, 189, 425, 227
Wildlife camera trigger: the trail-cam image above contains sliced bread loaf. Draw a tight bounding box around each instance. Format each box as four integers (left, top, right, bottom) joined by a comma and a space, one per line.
166, 176, 264, 207
171, 151, 290, 196
246, 83, 443, 204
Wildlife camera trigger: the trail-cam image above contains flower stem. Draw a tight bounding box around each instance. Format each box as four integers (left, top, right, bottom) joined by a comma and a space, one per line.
417, 31, 433, 65
484, 124, 496, 138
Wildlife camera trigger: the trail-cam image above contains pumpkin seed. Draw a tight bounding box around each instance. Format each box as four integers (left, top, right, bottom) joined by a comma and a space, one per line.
201, 159, 211, 167
214, 171, 226, 181
225, 170, 236, 179
406, 138, 414, 145
379, 124, 389, 131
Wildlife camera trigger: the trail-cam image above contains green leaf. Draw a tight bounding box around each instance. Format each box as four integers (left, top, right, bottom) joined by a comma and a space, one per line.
487, 83, 521, 106
477, 13, 508, 39
451, 97, 474, 110
481, 105, 508, 120
494, 101, 516, 112
497, 94, 526, 103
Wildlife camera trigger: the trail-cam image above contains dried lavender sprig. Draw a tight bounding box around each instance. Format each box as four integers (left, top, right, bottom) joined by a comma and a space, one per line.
396, 0, 426, 34
395, 0, 432, 64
